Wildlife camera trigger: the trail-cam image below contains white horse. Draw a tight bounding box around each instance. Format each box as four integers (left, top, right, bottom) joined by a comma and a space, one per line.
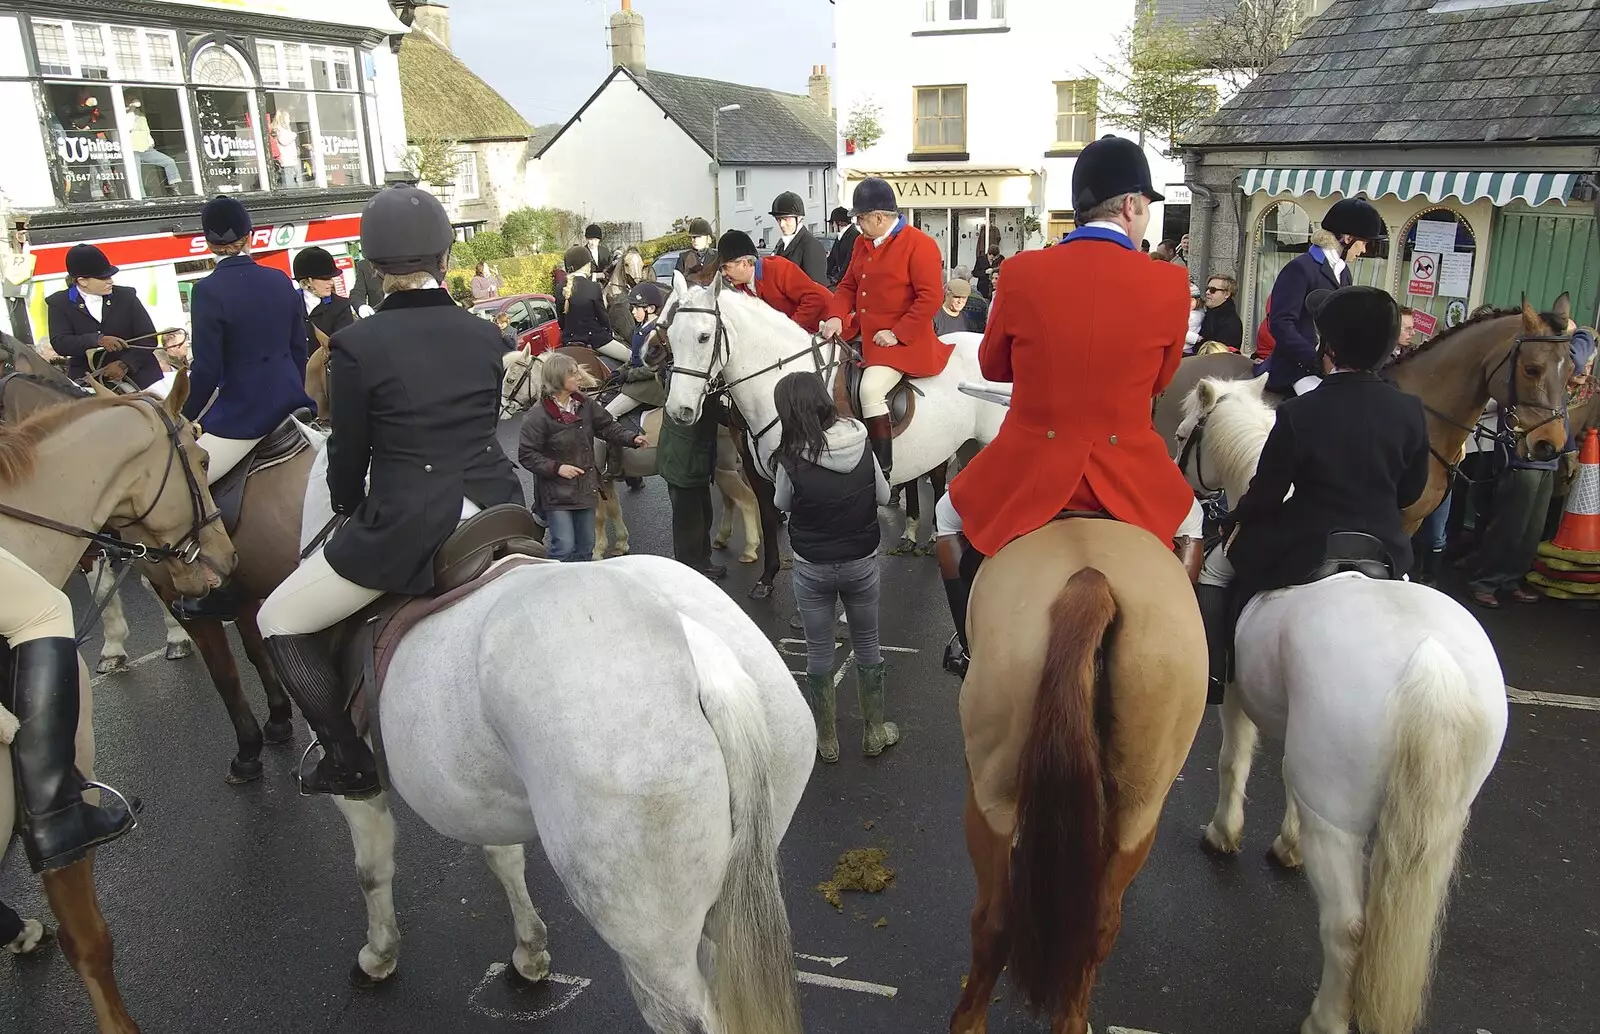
294, 432, 813, 1034
662, 273, 1005, 485
1176, 376, 1508, 1034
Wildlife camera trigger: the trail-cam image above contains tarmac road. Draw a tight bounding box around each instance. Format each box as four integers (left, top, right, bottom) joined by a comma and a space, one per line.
2, 422, 1596, 1033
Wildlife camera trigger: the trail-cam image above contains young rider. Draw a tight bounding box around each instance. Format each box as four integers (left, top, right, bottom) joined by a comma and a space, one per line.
602, 280, 672, 477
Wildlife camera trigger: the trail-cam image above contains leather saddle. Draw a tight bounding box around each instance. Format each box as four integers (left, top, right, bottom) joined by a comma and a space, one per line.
336, 504, 549, 789
210, 411, 315, 535
1299, 531, 1395, 584
833, 362, 916, 438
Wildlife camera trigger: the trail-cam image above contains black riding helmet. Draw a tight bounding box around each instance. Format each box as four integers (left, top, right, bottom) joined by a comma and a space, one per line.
563, 245, 593, 272
1308, 286, 1400, 372
626, 281, 667, 312
359, 184, 454, 279
1322, 198, 1386, 242
292, 246, 339, 281
770, 191, 806, 220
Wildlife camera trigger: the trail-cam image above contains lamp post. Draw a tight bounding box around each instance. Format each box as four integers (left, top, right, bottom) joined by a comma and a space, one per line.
711, 103, 741, 237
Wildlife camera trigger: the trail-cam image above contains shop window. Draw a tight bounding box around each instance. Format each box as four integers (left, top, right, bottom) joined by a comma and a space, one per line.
914, 85, 966, 152
195, 89, 263, 193
1252, 200, 1314, 328
1400, 207, 1477, 341
124, 87, 193, 198
317, 94, 367, 187
34, 22, 72, 76
265, 93, 315, 190
192, 42, 252, 88
1054, 80, 1097, 149
44, 84, 128, 203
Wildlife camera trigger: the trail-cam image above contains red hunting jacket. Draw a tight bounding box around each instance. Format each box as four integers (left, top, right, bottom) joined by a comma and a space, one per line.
825, 219, 952, 378
948, 230, 1194, 556
734, 255, 831, 333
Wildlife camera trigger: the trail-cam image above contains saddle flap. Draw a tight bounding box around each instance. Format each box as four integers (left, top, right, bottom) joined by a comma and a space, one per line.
833, 363, 916, 438
210, 412, 313, 534
1302, 531, 1395, 584
432, 503, 547, 593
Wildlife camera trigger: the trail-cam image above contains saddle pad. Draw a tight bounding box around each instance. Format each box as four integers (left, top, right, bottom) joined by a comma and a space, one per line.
211, 414, 311, 534
833, 364, 916, 438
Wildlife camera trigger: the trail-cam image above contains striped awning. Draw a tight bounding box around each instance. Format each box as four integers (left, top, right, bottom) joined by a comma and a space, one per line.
1241, 168, 1578, 207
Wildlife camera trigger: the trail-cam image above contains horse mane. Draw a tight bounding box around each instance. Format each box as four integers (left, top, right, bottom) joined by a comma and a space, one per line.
0, 394, 142, 485
1386, 306, 1565, 370
1184, 377, 1276, 493
712, 285, 814, 345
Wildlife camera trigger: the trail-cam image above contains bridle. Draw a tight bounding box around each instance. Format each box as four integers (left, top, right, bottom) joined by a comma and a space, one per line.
1172, 414, 1231, 526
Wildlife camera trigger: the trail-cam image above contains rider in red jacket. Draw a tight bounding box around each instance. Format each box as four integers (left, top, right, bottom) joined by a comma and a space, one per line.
716, 230, 830, 332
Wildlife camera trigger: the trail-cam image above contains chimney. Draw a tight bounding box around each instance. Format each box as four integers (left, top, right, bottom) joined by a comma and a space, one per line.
809, 64, 832, 117
411, 1, 452, 51
610, 0, 646, 76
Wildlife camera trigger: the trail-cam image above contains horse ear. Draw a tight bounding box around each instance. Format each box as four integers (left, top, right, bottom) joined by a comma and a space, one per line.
671, 270, 689, 300
1243, 372, 1268, 397
1552, 291, 1573, 322
164, 369, 191, 417
1520, 295, 1543, 334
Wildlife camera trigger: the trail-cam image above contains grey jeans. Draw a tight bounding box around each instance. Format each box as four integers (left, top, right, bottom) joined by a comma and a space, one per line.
791, 555, 882, 675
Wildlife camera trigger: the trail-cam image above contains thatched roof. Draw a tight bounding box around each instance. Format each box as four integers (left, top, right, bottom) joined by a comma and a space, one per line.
399, 30, 531, 144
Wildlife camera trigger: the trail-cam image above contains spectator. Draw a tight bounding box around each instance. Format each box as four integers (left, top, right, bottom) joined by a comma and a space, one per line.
935, 278, 978, 336
658, 380, 728, 581
1140, 239, 1152, 253
974, 245, 1002, 298
1152, 239, 1178, 262
1198, 273, 1244, 351
1395, 307, 1417, 359
470, 261, 501, 303
826, 207, 859, 287
1186, 283, 1205, 351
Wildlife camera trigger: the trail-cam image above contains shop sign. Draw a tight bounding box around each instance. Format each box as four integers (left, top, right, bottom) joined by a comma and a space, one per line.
1408, 253, 1439, 298
28, 214, 364, 278
1165, 184, 1193, 205
850, 172, 1036, 207
1412, 310, 1438, 337
1445, 299, 1468, 328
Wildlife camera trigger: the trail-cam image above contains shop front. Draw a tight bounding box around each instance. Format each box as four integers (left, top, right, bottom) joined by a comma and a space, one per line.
843, 168, 1038, 272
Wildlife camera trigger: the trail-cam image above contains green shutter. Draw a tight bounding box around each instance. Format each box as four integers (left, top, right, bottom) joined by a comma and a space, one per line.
1485, 204, 1600, 326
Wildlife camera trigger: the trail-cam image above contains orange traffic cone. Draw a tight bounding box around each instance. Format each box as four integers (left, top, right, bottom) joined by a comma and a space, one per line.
1550, 428, 1600, 553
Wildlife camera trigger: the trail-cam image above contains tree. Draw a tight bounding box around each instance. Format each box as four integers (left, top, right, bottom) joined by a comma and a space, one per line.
1192, 0, 1312, 91
843, 100, 884, 152
1092, 11, 1218, 153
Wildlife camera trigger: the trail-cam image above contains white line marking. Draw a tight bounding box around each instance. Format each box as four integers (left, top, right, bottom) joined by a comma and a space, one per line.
796, 970, 898, 997
1506, 686, 1600, 711
778, 637, 920, 655
468, 962, 590, 1021
795, 953, 848, 968
89, 646, 167, 686
1107, 1027, 1170, 1034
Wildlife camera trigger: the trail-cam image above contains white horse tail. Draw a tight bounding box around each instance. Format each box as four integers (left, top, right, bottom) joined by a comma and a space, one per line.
1355, 636, 1494, 1034
678, 615, 804, 1034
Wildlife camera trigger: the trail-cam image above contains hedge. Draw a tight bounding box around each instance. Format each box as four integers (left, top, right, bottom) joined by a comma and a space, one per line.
448, 252, 565, 304
638, 232, 691, 263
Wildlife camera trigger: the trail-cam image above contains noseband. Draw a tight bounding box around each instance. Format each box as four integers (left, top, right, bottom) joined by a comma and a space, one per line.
1415, 329, 1573, 472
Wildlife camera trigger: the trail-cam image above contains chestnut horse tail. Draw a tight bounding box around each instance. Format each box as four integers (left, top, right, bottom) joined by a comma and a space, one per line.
1006, 566, 1118, 1016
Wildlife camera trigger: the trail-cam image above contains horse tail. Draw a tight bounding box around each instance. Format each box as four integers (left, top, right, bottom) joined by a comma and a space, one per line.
680, 615, 804, 1034
1355, 636, 1493, 1034
1006, 567, 1118, 1016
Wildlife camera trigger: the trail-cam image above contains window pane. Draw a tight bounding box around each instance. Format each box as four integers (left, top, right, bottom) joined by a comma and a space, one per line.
195, 89, 261, 192
333, 53, 354, 91
256, 43, 281, 86
917, 89, 939, 117
111, 27, 141, 78
147, 32, 179, 82
193, 45, 250, 87
308, 46, 332, 91
44, 84, 129, 203
316, 93, 366, 186
266, 92, 315, 190
943, 117, 964, 147
942, 87, 963, 116
124, 87, 193, 198
284, 43, 308, 87
74, 24, 110, 80
1058, 113, 1071, 143
990, 0, 1005, 17
36, 23, 71, 76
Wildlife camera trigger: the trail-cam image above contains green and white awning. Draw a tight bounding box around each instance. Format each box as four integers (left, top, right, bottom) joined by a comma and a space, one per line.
1241, 169, 1579, 207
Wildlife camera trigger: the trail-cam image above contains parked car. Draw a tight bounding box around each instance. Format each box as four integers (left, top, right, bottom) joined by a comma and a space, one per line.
652, 251, 684, 285
472, 294, 562, 353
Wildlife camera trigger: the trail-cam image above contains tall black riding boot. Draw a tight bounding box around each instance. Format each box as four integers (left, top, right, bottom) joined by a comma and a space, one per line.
941, 578, 970, 677
7, 637, 135, 872
1195, 584, 1231, 705
263, 632, 379, 798
864, 415, 894, 480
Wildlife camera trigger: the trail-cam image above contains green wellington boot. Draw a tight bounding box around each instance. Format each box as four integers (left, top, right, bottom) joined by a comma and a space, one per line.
856, 661, 900, 757
803, 673, 840, 764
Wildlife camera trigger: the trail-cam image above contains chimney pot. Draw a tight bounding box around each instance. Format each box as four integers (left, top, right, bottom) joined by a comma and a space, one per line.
808, 64, 831, 116
610, 0, 646, 75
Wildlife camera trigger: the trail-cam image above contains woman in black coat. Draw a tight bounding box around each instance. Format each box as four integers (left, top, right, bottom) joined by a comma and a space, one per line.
44, 244, 165, 389
517, 352, 645, 561
558, 246, 614, 349
293, 246, 357, 350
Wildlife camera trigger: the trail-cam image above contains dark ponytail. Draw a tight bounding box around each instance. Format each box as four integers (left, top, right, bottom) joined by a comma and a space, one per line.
771, 372, 838, 473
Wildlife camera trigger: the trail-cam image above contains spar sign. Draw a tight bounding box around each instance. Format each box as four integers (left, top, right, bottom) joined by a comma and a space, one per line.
27, 214, 364, 278
1408, 252, 1440, 298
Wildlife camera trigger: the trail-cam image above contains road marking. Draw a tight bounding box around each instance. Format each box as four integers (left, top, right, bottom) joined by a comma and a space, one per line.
1506, 686, 1600, 711
1107, 1027, 1169, 1034
778, 637, 919, 655
467, 962, 590, 1021
795, 953, 848, 968
89, 646, 167, 686
796, 970, 898, 998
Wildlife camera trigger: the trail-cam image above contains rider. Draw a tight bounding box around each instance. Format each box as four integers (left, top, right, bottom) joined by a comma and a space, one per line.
183, 195, 316, 485
674, 218, 716, 280
937, 135, 1203, 675
1, 546, 135, 872
584, 223, 613, 271
818, 177, 948, 478
45, 244, 165, 390
293, 246, 357, 351
601, 280, 672, 477
256, 184, 524, 798
716, 229, 831, 333
558, 245, 616, 352
1264, 197, 1386, 397
769, 192, 829, 285
826, 207, 858, 288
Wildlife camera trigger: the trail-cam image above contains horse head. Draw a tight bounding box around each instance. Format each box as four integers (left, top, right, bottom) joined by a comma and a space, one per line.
1497, 295, 1575, 463
1176, 374, 1273, 500
663, 270, 723, 426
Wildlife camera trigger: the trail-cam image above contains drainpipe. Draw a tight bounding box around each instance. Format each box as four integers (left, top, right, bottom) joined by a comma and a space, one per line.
1184, 150, 1220, 279
1591, 175, 1600, 325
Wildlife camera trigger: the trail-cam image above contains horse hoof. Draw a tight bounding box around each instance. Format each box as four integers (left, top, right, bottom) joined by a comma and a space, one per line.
6, 920, 52, 957
263, 719, 295, 745
1200, 826, 1241, 857
1268, 838, 1303, 870
348, 961, 394, 989
779, 556, 793, 571
165, 640, 194, 660
96, 655, 129, 675
738, 552, 759, 564
624, 477, 643, 490
605, 546, 629, 558
506, 950, 552, 988
711, 537, 731, 550
749, 582, 774, 601
887, 539, 915, 556
226, 757, 264, 785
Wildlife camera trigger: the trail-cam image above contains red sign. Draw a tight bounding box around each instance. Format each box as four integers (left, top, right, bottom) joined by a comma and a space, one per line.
1412, 310, 1438, 337
29, 213, 364, 277
1408, 252, 1439, 298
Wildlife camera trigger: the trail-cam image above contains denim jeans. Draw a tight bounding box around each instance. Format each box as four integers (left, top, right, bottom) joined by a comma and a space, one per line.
791, 555, 882, 675
546, 507, 596, 562
1419, 492, 1451, 551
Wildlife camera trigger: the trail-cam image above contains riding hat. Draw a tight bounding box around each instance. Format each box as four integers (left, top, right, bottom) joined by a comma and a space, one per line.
687, 217, 714, 239
716, 230, 759, 264
851, 177, 898, 215
1308, 285, 1399, 371
1070, 135, 1164, 218
585, 223, 604, 241
563, 245, 594, 272
359, 184, 454, 277
65, 243, 118, 280
201, 195, 253, 245
1321, 198, 1386, 242
291, 246, 340, 281
770, 192, 807, 219
626, 281, 667, 311
829, 206, 850, 226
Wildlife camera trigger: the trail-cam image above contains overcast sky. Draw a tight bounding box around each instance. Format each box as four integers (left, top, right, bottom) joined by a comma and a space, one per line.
447, 0, 838, 129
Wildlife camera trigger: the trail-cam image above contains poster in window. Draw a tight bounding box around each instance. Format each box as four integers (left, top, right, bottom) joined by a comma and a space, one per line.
1413, 219, 1460, 256
44, 84, 129, 204
195, 89, 261, 193
316, 94, 365, 186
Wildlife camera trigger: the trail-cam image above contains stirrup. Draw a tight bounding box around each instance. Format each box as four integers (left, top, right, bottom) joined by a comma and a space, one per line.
295, 738, 380, 800
942, 632, 969, 678
83, 780, 139, 831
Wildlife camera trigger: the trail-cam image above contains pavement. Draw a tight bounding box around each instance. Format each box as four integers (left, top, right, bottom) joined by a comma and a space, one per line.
2, 424, 1597, 1034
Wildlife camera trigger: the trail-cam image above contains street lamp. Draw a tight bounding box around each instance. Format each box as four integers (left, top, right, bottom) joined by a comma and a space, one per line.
711, 103, 741, 237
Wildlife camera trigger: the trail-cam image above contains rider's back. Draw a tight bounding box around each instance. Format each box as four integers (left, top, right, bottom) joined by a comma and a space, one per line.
185, 256, 313, 437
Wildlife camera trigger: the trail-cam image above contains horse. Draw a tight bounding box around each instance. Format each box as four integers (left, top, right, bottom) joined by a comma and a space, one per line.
948, 518, 1208, 1034
0, 376, 236, 1034
661, 275, 1005, 490
1176, 375, 1508, 1034
289, 430, 813, 1034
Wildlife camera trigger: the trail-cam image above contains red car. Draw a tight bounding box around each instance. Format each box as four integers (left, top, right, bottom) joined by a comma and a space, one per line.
472, 294, 562, 353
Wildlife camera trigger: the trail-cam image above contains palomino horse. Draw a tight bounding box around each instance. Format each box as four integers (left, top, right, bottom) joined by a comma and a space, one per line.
290, 432, 812, 1034
950, 520, 1208, 1033
0, 376, 236, 1034
661, 275, 1005, 487
1177, 375, 1507, 1034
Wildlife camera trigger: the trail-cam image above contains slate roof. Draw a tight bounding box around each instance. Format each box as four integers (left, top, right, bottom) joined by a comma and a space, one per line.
537, 67, 836, 166
398, 30, 532, 143
1146, 0, 1234, 30
1184, 0, 1600, 149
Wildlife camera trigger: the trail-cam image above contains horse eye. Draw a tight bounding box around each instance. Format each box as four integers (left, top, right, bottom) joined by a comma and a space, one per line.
698, 332, 711, 344
1523, 364, 1542, 378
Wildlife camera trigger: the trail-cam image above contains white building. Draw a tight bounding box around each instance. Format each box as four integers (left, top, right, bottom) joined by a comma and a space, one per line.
834, 0, 1215, 268
531, 0, 837, 243
0, 0, 412, 340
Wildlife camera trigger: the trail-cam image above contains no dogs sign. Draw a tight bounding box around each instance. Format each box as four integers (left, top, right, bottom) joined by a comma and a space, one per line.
1408, 253, 1440, 298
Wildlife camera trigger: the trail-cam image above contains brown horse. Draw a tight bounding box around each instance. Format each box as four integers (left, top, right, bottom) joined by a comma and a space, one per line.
950, 519, 1208, 1034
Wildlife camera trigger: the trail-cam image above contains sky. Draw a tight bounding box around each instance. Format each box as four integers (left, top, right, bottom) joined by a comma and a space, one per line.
446, 0, 838, 130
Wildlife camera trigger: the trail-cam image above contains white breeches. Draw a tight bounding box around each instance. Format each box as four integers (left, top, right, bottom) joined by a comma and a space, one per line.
937, 494, 1204, 542
605, 394, 643, 419
1177, 496, 1204, 540
596, 340, 633, 363
198, 433, 261, 485
259, 499, 482, 638
0, 546, 75, 645
858, 365, 902, 419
